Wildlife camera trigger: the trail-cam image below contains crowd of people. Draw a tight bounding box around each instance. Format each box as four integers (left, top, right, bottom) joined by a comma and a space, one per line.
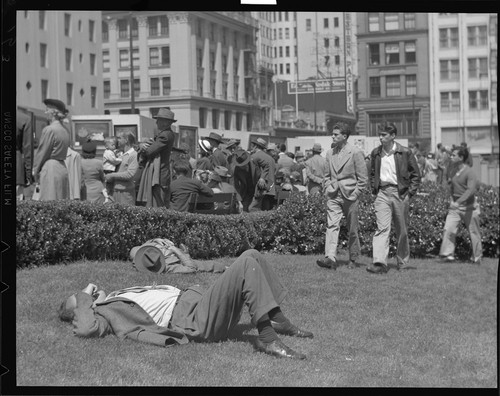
19, 100, 483, 268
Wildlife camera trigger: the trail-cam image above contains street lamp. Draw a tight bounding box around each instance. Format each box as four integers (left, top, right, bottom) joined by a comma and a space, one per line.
129, 12, 135, 114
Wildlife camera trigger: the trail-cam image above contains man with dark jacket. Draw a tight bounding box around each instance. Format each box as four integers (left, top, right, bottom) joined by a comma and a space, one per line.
248, 137, 276, 211
367, 122, 421, 274
58, 249, 313, 359
206, 132, 228, 170
169, 160, 213, 212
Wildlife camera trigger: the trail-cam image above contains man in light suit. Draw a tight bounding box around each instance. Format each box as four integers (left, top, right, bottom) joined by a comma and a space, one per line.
316, 122, 368, 270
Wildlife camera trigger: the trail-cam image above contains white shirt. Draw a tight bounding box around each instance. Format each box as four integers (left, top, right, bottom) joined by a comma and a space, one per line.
380, 143, 398, 186
102, 148, 122, 171
105, 285, 181, 327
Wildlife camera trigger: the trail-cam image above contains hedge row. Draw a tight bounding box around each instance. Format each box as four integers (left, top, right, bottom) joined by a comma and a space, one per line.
16, 182, 499, 268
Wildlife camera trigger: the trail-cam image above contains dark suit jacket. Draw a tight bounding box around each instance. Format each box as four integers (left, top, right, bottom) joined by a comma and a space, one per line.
251, 149, 276, 196
142, 128, 175, 187
170, 175, 214, 212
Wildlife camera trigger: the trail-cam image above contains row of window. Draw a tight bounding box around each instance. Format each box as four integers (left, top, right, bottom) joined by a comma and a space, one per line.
103, 77, 171, 99
439, 26, 488, 48
199, 107, 251, 131
36, 11, 96, 42
305, 16, 342, 32
102, 16, 169, 42
369, 41, 417, 66
369, 75, 417, 97
195, 19, 252, 49
39, 44, 97, 74
439, 57, 489, 80
369, 112, 418, 136
368, 13, 417, 32
440, 90, 490, 111
38, 79, 97, 108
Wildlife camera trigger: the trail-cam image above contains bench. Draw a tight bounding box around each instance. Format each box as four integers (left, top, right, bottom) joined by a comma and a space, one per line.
188, 192, 237, 215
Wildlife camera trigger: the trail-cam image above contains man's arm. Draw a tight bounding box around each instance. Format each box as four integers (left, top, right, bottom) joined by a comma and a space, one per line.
353, 150, 368, 199
407, 150, 421, 198
143, 130, 174, 159
72, 292, 112, 338
197, 180, 214, 197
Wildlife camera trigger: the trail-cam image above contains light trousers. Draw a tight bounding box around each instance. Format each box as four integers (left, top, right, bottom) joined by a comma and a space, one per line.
372, 186, 410, 266
325, 194, 360, 261
439, 203, 482, 261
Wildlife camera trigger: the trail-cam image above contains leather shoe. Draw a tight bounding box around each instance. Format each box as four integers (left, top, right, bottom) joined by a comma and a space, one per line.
254, 338, 306, 360
270, 320, 314, 338
346, 260, 359, 269
366, 263, 388, 274
316, 257, 338, 270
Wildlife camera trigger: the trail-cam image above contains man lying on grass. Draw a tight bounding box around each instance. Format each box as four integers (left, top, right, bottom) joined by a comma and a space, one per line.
58, 249, 313, 360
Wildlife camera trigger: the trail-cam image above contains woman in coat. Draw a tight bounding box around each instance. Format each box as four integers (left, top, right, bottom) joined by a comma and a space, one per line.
32, 99, 70, 200
80, 141, 106, 204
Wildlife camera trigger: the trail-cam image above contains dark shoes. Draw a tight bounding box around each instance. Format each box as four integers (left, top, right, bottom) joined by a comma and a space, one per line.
316, 257, 339, 270
346, 260, 359, 269
366, 263, 388, 274
254, 338, 306, 360
271, 320, 314, 338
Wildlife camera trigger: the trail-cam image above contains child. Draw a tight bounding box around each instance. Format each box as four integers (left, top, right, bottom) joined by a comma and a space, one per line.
102, 137, 122, 201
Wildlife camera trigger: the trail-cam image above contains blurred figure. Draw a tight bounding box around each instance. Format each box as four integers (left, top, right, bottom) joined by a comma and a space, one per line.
290, 151, 306, 185
196, 139, 212, 171
304, 143, 328, 195
232, 148, 255, 212
423, 153, 439, 184
65, 146, 82, 200
206, 132, 227, 169
16, 110, 33, 200
249, 138, 276, 212
80, 141, 106, 204
32, 99, 70, 201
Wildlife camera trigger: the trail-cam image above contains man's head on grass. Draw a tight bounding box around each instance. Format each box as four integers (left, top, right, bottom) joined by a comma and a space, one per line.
58, 283, 106, 322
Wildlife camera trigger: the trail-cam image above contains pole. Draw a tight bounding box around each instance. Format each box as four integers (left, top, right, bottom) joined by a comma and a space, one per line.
412, 94, 415, 137
129, 12, 135, 113
313, 82, 317, 132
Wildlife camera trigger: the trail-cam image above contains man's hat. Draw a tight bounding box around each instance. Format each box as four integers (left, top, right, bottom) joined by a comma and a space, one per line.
154, 108, 177, 121
130, 245, 166, 273
198, 139, 212, 154
207, 132, 223, 143
251, 137, 268, 148
233, 149, 251, 167
312, 143, 323, 153
213, 166, 231, 179
43, 98, 68, 114
295, 151, 304, 158
81, 141, 97, 155
225, 139, 238, 149
266, 143, 278, 151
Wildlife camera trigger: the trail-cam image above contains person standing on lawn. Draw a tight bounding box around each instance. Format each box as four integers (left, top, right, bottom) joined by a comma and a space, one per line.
367, 122, 421, 274
439, 146, 482, 265
58, 249, 313, 360
304, 143, 328, 195
316, 122, 368, 270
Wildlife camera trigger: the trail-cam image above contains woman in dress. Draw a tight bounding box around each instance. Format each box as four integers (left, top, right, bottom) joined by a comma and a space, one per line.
32, 99, 70, 200
80, 141, 106, 204
104, 131, 138, 206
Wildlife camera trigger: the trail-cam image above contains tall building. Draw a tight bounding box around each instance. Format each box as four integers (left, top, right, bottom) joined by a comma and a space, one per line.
16, 11, 104, 115
356, 12, 431, 149
428, 13, 498, 155
101, 11, 260, 134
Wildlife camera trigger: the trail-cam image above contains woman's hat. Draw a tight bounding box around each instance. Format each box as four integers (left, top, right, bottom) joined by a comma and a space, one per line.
207, 132, 223, 143
43, 98, 68, 114
81, 141, 97, 155
130, 245, 166, 274
198, 139, 212, 154
154, 108, 177, 122
251, 137, 268, 148
233, 149, 251, 167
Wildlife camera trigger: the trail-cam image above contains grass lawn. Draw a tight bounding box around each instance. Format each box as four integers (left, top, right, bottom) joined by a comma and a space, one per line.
15, 253, 498, 388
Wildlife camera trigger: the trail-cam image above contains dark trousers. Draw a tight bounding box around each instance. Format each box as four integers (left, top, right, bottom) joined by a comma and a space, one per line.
152, 185, 171, 208
169, 249, 288, 342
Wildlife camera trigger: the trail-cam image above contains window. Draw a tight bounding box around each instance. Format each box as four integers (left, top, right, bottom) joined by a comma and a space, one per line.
335, 55, 340, 65
285, 46, 290, 57
224, 111, 231, 130
89, 20, 95, 42
65, 48, 72, 71
118, 19, 128, 39
279, 28, 282, 39
102, 22, 109, 42
368, 13, 379, 32
285, 12, 289, 22
236, 112, 242, 131
286, 63, 290, 74
385, 42, 399, 65
64, 13, 71, 36
161, 47, 170, 67
66, 83, 73, 105
90, 53, 96, 75
103, 50, 109, 71
406, 75, 416, 96
285, 27, 290, 39
134, 79, 140, 98
78, 20, 82, 32
280, 63, 283, 74
199, 108, 207, 128
404, 41, 416, 63
103, 80, 110, 99
469, 90, 488, 110
369, 43, 380, 65
440, 91, 460, 112
369, 112, 419, 136
131, 18, 138, 38
41, 79, 48, 101
196, 19, 202, 37
467, 26, 487, 46
306, 19, 311, 31
148, 16, 158, 36
160, 15, 169, 35
197, 48, 203, 68
334, 37, 340, 47
120, 49, 129, 68
334, 17, 339, 28
324, 18, 329, 29
404, 13, 415, 29
440, 59, 459, 81
212, 109, 219, 129
386, 75, 401, 97
151, 78, 160, 96
279, 47, 283, 57
385, 13, 399, 30
210, 51, 215, 70
210, 23, 215, 41
370, 77, 381, 97
439, 28, 459, 48
39, 11, 46, 30
149, 47, 160, 66
40, 43, 47, 67
468, 58, 488, 79
278, 12, 282, 22
120, 80, 130, 97
162, 77, 171, 95
90, 86, 97, 108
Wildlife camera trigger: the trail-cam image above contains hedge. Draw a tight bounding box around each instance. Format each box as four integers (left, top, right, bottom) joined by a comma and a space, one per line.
16, 182, 499, 268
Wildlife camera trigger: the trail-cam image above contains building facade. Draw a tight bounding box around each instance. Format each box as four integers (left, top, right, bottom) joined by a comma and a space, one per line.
101, 11, 260, 135
428, 13, 498, 155
356, 12, 431, 149
16, 10, 104, 115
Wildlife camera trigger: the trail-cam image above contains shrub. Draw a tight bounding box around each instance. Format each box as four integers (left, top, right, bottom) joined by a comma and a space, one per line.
16, 183, 499, 268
